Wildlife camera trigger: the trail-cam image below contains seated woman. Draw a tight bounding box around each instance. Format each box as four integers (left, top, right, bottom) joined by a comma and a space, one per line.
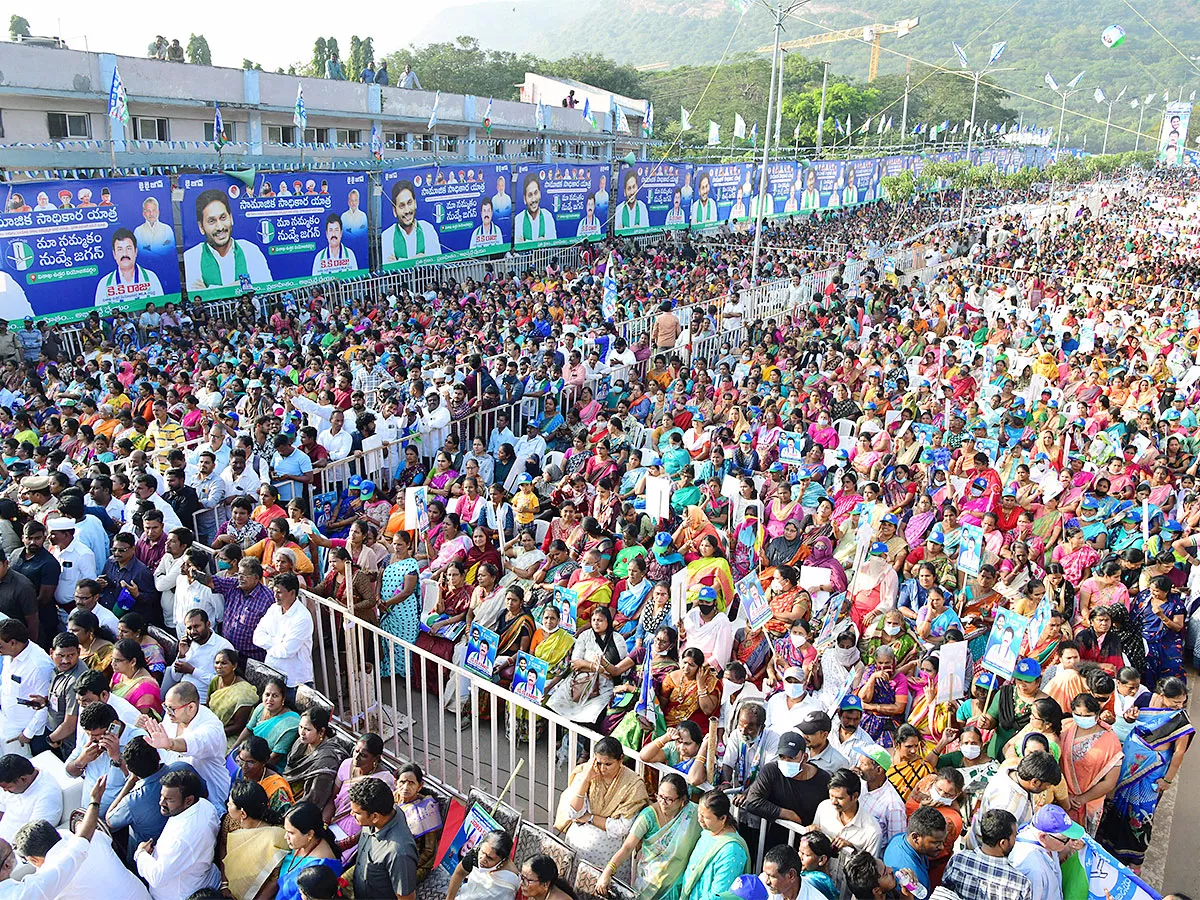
492, 586, 536, 688
446, 828, 520, 900
639, 722, 711, 790
233, 735, 295, 821
554, 736, 650, 877
234, 676, 301, 771
678, 790, 750, 900
328, 732, 395, 864
109, 638, 163, 715
660, 647, 721, 734
514, 604, 576, 742
854, 645, 910, 749
682, 535, 734, 613
598, 771, 701, 899
545, 607, 629, 728
207, 648, 258, 752
394, 762, 443, 884
276, 801, 344, 900
116, 612, 166, 677
614, 554, 654, 639
518, 854, 575, 900
886, 724, 934, 802
603, 625, 678, 741
244, 517, 315, 579
763, 565, 811, 639
67, 608, 114, 677
499, 526, 546, 594
1076, 605, 1125, 674
221, 781, 289, 900
765, 619, 817, 694
282, 706, 348, 810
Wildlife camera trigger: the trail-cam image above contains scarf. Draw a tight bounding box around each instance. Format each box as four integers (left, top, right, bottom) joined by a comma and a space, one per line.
200, 240, 247, 288
554, 761, 649, 831
521, 209, 547, 241
392, 223, 425, 259
621, 202, 643, 230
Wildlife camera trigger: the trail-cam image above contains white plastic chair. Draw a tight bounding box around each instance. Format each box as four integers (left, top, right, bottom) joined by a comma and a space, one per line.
834, 418, 857, 451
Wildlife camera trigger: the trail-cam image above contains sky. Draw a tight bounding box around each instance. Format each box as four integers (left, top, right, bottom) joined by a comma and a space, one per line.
16, 0, 472, 70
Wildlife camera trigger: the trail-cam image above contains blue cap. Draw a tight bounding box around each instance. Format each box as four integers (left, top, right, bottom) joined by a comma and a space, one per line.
647, 454, 663, 466
1123, 508, 1142, 523
882, 513, 900, 526
1165, 518, 1183, 533
869, 541, 889, 555
926, 530, 945, 545
1003, 486, 1018, 497
359, 480, 376, 498
1032, 804, 1086, 840
697, 586, 718, 602
1014, 658, 1042, 681
1164, 409, 1182, 421
839, 695, 863, 711
796, 466, 812, 479
865, 401, 878, 410
974, 671, 998, 689
516, 473, 533, 484
852, 503, 868, 516
920, 379, 931, 388
768, 461, 785, 473
1080, 497, 1099, 510
655, 532, 673, 548
1048, 399, 1059, 408
715, 875, 769, 900
971, 477, 988, 490
348, 475, 363, 489
115, 588, 137, 613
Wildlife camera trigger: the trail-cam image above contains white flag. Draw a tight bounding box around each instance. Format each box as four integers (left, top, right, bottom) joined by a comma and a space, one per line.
794, 120, 800, 140
1067, 70, 1085, 89
988, 41, 1007, 65
616, 105, 631, 134
427, 91, 441, 131
1163, 89, 1171, 102
1192, 90, 1197, 101
1045, 72, 1060, 92
708, 120, 720, 145
1094, 87, 1106, 104
1116, 86, 1127, 101
877, 116, 885, 134
1131, 99, 1139, 108
1146, 92, 1156, 105
734, 113, 746, 139
680, 106, 692, 132
953, 42, 969, 69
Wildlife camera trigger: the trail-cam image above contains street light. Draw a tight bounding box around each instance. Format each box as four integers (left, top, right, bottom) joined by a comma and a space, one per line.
1045, 70, 1086, 155
1093, 85, 1126, 155
1133, 91, 1157, 153
954, 40, 1015, 223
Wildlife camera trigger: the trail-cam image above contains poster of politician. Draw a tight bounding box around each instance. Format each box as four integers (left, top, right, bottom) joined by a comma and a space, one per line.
690, 164, 752, 227
380, 163, 512, 269
615, 162, 690, 235
758, 161, 799, 217
180, 172, 369, 300
510, 163, 605, 249
0, 176, 180, 322
1158, 102, 1192, 167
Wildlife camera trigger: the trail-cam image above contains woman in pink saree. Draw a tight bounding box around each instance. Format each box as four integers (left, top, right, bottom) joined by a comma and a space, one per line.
850, 542, 899, 632
808, 413, 839, 450
831, 472, 863, 526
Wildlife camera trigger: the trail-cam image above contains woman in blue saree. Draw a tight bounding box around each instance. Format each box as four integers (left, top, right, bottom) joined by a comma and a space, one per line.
276, 802, 344, 900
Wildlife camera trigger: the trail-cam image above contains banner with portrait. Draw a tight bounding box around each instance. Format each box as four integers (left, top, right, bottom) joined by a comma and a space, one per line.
380, 163, 512, 269
614, 161, 690, 235
842, 158, 881, 206
757, 161, 800, 218
510, 163, 606, 249
690, 163, 752, 227
180, 172, 369, 300
0, 176, 180, 322
1158, 102, 1192, 167
803, 160, 845, 211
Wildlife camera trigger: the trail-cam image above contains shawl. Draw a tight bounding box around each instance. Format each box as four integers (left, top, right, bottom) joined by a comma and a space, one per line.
224, 825, 289, 900
554, 761, 649, 831
284, 736, 349, 799
765, 533, 803, 568
805, 536, 848, 593
635, 802, 702, 900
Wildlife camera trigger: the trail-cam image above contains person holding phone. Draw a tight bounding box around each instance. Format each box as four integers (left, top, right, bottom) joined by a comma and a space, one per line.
65, 701, 143, 815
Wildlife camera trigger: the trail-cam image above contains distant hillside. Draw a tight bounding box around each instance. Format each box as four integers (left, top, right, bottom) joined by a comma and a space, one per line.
417, 0, 1200, 151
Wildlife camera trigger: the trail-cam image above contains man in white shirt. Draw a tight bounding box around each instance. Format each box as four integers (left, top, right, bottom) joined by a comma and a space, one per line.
0, 622, 54, 757
829, 696, 875, 759
134, 767, 221, 900
160, 610, 233, 703
317, 409, 354, 461
13, 820, 149, 900
140, 683, 231, 806
764, 666, 824, 735
0, 756, 62, 843
122, 476, 182, 534
220, 452, 261, 505
65, 702, 142, 816
45, 519, 96, 631
853, 747, 910, 849
0, 776, 107, 899
811, 767, 882, 858
152, 532, 188, 632
252, 574, 314, 690
73, 670, 141, 743
680, 586, 734, 669
417, 393, 451, 460
1008, 805, 1079, 900
968, 752, 1061, 849
172, 550, 224, 633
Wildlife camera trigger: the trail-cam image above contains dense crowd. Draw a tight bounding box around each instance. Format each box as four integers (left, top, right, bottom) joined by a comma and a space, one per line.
0, 170, 1193, 900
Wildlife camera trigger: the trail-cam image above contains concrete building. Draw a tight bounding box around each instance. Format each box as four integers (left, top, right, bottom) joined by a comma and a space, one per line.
0, 42, 656, 175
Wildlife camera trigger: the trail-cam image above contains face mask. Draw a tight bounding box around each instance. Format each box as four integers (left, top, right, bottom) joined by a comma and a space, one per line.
722, 680, 743, 703
581, 564, 594, 574
1073, 714, 1097, 730
779, 760, 803, 778
884, 624, 902, 636
789, 633, 807, 649
927, 787, 951, 806
698, 602, 716, 615
834, 646, 861, 666
961, 743, 982, 760
543, 624, 559, 635
217, 560, 231, 571
785, 681, 806, 699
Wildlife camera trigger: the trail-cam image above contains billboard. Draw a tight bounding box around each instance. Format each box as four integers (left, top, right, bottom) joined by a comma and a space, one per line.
757, 161, 799, 217
510, 163, 606, 249
180, 172, 369, 300
614, 161, 690, 234
1158, 102, 1192, 166
843, 158, 881, 205
380, 163, 512, 269
690, 163, 753, 226
801, 160, 844, 210
0, 176, 180, 323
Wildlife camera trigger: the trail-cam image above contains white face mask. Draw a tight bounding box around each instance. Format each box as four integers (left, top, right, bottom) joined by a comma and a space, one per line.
543, 624, 559, 635
927, 787, 952, 806
1073, 714, 1097, 730
961, 742, 982, 760
834, 646, 861, 666
779, 760, 803, 778
884, 623, 902, 636
722, 680, 743, 703
789, 633, 807, 649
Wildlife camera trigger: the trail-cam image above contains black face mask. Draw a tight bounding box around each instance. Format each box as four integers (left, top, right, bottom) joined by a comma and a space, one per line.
697, 602, 717, 615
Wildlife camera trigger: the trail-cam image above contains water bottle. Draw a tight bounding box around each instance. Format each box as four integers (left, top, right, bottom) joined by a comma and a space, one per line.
896, 869, 927, 899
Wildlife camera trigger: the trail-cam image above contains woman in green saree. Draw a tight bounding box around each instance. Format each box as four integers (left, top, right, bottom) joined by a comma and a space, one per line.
679, 790, 750, 900
597, 772, 701, 900
207, 648, 260, 752
514, 603, 576, 741
233, 676, 301, 770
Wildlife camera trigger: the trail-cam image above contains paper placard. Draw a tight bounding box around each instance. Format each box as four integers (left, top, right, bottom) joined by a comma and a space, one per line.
463, 623, 499, 678
512, 652, 548, 704
957, 523, 985, 577
739, 571, 771, 630
555, 586, 579, 634
671, 568, 689, 624
825, 666, 857, 717
799, 565, 833, 592
646, 475, 673, 519
405, 486, 430, 532
779, 431, 806, 466
936, 640, 970, 705
721, 474, 743, 501
980, 607, 1031, 680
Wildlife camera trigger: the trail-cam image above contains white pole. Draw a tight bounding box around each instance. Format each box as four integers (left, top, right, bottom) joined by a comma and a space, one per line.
815, 62, 829, 157
751, 2, 783, 283
900, 70, 910, 152
1135, 103, 1146, 153
959, 71, 981, 224
1056, 92, 1067, 155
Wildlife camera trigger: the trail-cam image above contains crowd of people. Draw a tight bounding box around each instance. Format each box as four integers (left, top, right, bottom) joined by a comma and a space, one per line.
0, 167, 1194, 900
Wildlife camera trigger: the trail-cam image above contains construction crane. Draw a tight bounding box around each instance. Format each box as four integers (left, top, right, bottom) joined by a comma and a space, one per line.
757, 17, 919, 82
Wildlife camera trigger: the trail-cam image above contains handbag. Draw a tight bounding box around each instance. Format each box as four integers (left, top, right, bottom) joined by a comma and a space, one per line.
569, 670, 600, 703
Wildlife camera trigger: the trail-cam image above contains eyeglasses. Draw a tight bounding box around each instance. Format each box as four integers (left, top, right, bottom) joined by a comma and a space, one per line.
657, 793, 681, 803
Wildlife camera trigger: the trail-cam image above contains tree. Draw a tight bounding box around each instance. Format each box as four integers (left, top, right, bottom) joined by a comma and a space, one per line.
9, 15, 29, 40
242, 59, 263, 71
543, 53, 643, 99
186, 34, 212, 66
310, 37, 328, 78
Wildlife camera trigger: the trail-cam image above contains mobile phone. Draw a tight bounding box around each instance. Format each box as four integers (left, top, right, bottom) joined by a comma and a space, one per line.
15, 698, 35, 707
107, 720, 125, 738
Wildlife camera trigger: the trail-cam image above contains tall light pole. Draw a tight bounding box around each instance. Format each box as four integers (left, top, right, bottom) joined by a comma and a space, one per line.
1134, 92, 1156, 152
954, 40, 1013, 223
815, 61, 829, 157
1094, 84, 1126, 155
750, 0, 811, 282
1046, 69, 1085, 156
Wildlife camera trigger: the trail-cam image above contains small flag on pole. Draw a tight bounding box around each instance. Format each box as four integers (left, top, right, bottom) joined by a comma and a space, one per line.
734, 113, 746, 139
750, 121, 757, 146
108, 66, 129, 125
428, 90, 441, 131
1163, 88, 1171, 102
481, 97, 493, 134
643, 101, 654, 137
835, 118, 844, 135
729, 0, 752, 14
1192, 90, 1197, 101
213, 102, 226, 148
293, 82, 307, 130
885, 116, 893, 132
582, 97, 597, 130
708, 120, 720, 145
536, 101, 546, 131
1066, 70, 1085, 89
616, 105, 631, 134
793, 121, 800, 140
953, 42, 970, 69
860, 117, 871, 134
988, 41, 1007, 65
877, 116, 885, 134
845, 114, 852, 136
370, 124, 382, 160
680, 106, 692, 132
1045, 72, 1060, 92
601, 252, 618, 321
1094, 86, 1106, 104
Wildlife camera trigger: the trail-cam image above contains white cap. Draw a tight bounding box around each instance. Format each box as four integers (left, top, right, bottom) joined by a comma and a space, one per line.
47, 517, 76, 532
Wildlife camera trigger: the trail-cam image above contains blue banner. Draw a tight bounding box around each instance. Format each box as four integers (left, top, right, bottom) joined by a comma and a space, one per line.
380, 163, 512, 269
691, 163, 752, 226
0, 177, 180, 323
758, 161, 799, 217
843, 158, 882, 205
510, 163, 606, 249
804, 160, 845, 210
615, 161, 689, 234
180, 172, 370, 300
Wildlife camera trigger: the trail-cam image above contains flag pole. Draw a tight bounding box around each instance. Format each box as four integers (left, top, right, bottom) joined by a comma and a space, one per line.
816, 62, 829, 158
750, 0, 785, 283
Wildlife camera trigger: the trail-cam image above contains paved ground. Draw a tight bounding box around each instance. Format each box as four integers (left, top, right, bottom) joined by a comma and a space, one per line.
1145, 670, 1200, 895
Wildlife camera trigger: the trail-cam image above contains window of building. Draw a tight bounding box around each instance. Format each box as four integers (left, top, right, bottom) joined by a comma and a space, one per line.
47, 112, 90, 140
385, 131, 404, 148
303, 127, 329, 144
133, 117, 170, 142
266, 124, 295, 145
331, 128, 361, 145
204, 121, 238, 142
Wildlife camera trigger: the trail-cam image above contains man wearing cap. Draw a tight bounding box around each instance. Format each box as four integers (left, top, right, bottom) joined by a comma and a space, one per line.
853, 747, 908, 848
831, 696, 874, 759
46, 518, 96, 631
741, 730, 830, 849
19, 476, 57, 524
1007, 804, 1082, 900
796, 710, 851, 774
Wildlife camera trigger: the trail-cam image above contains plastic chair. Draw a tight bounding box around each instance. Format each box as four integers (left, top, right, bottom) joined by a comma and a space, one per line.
515, 820, 578, 885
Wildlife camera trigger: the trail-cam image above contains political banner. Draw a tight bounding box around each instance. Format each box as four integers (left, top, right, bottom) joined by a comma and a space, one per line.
555, 585, 580, 634
180, 172, 369, 301
1079, 836, 1162, 900
512, 651, 548, 704
980, 607, 1030, 680
802, 160, 844, 211
756, 161, 799, 217
464, 623, 499, 678
691, 163, 752, 226
510, 163, 606, 249
842, 158, 881, 205
380, 163, 511, 270
957, 522, 985, 577
437, 803, 502, 876
1158, 102, 1192, 167
738, 571, 771, 630
615, 161, 689, 235
880, 156, 910, 178
0, 176, 180, 323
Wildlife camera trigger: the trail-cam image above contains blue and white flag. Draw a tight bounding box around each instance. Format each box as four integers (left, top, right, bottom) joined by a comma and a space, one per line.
1079, 836, 1162, 900
679, 106, 692, 132
953, 42, 970, 69
428, 91, 440, 131
370, 124, 382, 159
108, 66, 129, 124
643, 100, 654, 137
835, 117, 844, 135
988, 41, 1007, 65
582, 97, 597, 130
213, 102, 225, 147
601, 252, 617, 321
1045, 72, 1060, 92
535, 100, 546, 131
293, 83, 307, 129
750, 121, 758, 145
1067, 70, 1086, 89
633, 636, 665, 733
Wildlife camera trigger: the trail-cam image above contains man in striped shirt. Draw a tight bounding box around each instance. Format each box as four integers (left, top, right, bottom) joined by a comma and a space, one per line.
146, 400, 184, 468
